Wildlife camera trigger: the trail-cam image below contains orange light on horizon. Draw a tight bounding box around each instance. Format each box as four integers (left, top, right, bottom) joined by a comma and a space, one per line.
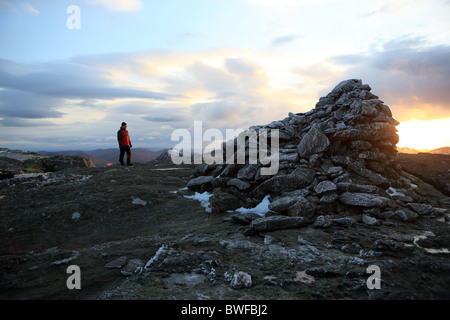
396, 118, 450, 151
106, 163, 113, 166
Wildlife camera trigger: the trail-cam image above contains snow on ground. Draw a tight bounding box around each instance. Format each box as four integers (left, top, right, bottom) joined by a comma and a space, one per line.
183, 192, 271, 216
184, 192, 213, 213
235, 195, 271, 216
170, 187, 188, 194
386, 187, 405, 197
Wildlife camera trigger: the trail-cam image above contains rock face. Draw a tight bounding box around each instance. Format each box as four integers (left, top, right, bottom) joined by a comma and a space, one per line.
186, 79, 444, 231
0, 148, 95, 176
29, 155, 96, 172
397, 153, 450, 196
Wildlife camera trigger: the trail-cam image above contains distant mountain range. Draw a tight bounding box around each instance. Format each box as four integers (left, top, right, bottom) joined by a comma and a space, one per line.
397, 146, 450, 155
39, 148, 166, 167
33, 145, 450, 166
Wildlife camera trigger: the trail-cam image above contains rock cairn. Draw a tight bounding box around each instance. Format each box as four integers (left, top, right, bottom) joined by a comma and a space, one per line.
187, 79, 436, 231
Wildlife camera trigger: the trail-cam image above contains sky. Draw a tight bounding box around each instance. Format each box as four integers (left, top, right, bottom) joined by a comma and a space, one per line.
0, 0, 450, 151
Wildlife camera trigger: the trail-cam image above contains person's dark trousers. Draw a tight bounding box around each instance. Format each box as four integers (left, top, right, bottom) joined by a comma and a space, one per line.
119, 146, 132, 165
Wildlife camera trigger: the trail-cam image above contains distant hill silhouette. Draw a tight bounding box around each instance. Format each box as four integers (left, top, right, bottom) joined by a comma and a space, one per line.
397, 146, 450, 155
429, 146, 450, 155
40, 148, 165, 167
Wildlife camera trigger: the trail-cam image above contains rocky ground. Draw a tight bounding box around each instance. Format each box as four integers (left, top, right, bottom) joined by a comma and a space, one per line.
0, 155, 449, 300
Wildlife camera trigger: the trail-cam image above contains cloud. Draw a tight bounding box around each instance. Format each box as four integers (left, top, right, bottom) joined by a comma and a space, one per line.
329, 36, 450, 121
143, 114, 186, 122
0, 90, 64, 119
22, 3, 39, 15
270, 34, 303, 46
246, 0, 338, 8
88, 0, 142, 12
187, 60, 239, 96
359, 1, 412, 18
225, 58, 259, 77
191, 100, 242, 122
291, 62, 344, 82
0, 49, 328, 149
139, 104, 190, 123
1, 0, 57, 14
0, 59, 183, 126
0, 117, 57, 127
0, 60, 181, 100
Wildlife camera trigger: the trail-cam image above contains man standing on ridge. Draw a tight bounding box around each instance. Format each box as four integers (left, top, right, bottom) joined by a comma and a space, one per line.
117, 122, 133, 166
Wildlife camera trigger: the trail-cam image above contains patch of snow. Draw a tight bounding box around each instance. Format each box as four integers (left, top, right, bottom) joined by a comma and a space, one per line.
235, 195, 271, 216
145, 244, 168, 270
425, 248, 450, 254
132, 197, 147, 206
170, 186, 189, 194
413, 231, 449, 254
197, 293, 210, 300
294, 271, 315, 284
184, 191, 213, 213
72, 212, 81, 220
386, 187, 405, 197
52, 250, 80, 265
14, 173, 50, 180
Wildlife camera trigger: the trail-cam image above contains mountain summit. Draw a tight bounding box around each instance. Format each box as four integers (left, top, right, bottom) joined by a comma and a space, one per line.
187, 79, 445, 228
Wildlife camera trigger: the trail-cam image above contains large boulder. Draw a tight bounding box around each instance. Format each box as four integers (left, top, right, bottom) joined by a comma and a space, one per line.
187, 176, 214, 189
297, 125, 330, 159
38, 156, 95, 172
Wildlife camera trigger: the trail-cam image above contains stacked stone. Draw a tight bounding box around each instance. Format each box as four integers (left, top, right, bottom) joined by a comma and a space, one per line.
187, 79, 434, 229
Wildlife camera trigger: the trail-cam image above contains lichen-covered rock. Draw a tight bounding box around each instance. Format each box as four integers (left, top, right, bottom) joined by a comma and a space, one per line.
227, 178, 251, 190
312, 215, 333, 228
187, 175, 214, 189
250, 216, 310, 232
268, 195, 304, 213
339, 192, 390, 208
314, 181, 337, 194
287, 197, 316, 218
230, 271, 252, 289
121, 259, 144, 276
407, 203, 434, 216
297, 125, 330, 159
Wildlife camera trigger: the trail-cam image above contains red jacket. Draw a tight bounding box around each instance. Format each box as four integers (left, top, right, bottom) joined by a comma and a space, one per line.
117, 128, 131, 146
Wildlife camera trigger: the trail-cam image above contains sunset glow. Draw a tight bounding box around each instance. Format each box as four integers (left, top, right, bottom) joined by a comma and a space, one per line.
397, 118, 450, 151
